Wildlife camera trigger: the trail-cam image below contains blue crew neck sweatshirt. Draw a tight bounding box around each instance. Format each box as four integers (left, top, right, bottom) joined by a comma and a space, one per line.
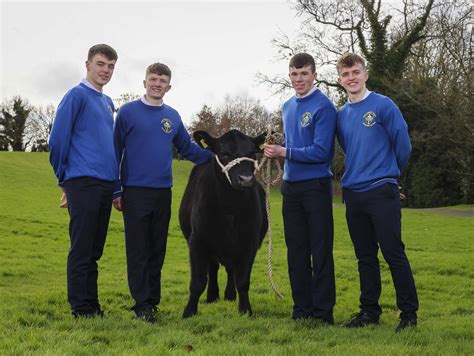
49, 83, 117, 185
114, 100, 212, 191
337, 92, 412, 192
282, 89, 337, 182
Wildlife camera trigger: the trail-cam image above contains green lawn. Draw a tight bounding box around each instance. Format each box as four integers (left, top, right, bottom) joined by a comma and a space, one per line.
0, 152, 473, 355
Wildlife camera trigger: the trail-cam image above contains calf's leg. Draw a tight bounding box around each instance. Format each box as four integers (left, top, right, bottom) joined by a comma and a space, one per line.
206, 261, 219, 303
224, 266, 236, 301
183, 243, 209, 318
234, 254, 256, 315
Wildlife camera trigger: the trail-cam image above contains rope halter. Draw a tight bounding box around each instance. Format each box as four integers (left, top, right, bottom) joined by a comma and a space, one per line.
214, 155, 259, 186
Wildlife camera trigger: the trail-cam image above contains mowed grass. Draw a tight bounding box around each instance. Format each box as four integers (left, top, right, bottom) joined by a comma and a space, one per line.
0, 152, 473, 355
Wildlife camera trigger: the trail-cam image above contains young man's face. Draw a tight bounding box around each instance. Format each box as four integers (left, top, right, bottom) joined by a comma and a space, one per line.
337, 62, 368, 96
143, 73, 171, 101
85, 54, 116, 90
289, 65, 317, 96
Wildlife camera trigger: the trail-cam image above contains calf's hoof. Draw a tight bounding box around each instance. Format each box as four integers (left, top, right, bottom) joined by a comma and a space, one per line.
182, 307, 198, 319
224, 290, 236, 301
238, 305, 253, 316
206, 295, 219, 304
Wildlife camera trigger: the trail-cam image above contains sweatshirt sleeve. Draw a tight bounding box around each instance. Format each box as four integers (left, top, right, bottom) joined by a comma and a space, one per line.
336, 113, 346, 154
113, 109, 126, 198
173, 120, 213, 164
288, 105, 337, 164
48, 90, 82, 186
382, 99, 412, 172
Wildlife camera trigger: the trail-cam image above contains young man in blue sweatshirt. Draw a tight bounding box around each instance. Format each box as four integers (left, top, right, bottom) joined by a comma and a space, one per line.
49, 44, 118, 318
113, 63, 212, 323
336, 53, 418, 332
264, 53, 337, 324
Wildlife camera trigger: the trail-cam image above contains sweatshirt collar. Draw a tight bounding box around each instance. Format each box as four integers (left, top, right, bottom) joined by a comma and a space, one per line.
81, 79, 102, 93
348, 89, 371, 104
295, 85, 319, 99
141, 95, 164, 107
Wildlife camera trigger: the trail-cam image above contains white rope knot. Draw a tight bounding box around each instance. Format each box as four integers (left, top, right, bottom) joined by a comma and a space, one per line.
215, 155, 259, 186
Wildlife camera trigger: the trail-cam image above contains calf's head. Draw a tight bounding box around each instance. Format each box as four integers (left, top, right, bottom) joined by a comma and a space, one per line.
194, 129, 266, 189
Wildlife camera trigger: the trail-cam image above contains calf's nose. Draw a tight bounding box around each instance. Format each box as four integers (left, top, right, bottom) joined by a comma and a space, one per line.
237, 175, 254, 187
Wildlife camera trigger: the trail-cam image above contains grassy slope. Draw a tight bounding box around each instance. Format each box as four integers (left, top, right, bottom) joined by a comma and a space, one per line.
0, 152, 473, 355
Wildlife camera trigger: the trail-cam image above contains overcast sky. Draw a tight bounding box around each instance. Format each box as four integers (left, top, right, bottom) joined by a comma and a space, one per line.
1, 0, 301, 124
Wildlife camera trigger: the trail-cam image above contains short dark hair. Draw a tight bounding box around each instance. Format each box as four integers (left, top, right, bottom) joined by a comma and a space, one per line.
87, 44, 118, 61
336, 53, 366, 73
289, 53, 316, 73
146, 63, 172, 80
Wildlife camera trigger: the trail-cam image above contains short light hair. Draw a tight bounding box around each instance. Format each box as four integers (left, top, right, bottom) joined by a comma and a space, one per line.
146, 63, 172, 80
87, 44, 118, 61
336, 53, 366, 73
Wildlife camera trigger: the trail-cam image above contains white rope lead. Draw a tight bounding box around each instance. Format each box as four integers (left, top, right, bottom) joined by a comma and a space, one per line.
258, 127, 284, 299
215, 155, 259, 186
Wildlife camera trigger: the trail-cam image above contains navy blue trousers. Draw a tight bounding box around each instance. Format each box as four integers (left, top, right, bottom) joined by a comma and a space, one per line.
282, 178, 335, 320
343, 184, 419, 319
63, 177, 113, 313
122, 186, 171, 312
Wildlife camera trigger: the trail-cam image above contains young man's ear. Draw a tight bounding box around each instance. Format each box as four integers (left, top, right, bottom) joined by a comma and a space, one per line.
193, 131, 216, 152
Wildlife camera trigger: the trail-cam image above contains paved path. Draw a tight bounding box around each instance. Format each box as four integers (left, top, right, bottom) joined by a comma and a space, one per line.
411, 208, 474, 218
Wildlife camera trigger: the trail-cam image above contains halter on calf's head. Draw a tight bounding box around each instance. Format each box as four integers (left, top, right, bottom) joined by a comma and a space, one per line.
194, 129, 266, 189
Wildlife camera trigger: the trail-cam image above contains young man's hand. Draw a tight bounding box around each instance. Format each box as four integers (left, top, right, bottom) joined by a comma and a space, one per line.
113, 197, 122, 211
264, 144, 286, 158
399, 186, 406, 200
59, 188, 68, 208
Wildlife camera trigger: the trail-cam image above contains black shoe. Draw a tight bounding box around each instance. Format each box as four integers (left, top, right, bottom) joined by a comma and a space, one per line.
395, 315, 417, 333
135, 309, 156, 323
344, 311, 379, 328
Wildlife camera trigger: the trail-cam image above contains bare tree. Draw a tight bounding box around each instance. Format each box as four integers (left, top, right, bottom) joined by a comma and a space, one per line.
113, 92, 141, 112
26, 104, 55, 152
259, 0, 435, 98
188, 93, 282, 138
188, 104, 222, 136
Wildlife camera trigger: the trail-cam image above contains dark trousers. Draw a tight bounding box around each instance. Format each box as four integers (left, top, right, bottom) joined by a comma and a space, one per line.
343, 184, 419, 319
63, 177, 113, 313
122, 186, 171, 312
282, 178, 335, 320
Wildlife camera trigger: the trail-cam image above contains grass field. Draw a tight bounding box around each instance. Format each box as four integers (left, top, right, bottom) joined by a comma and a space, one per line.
0, 152, 473, 355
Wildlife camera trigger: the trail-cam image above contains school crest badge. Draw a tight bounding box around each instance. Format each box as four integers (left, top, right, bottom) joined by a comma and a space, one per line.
363, 111, 376, 127
161, 118, 173, 133
301, 112, 312, 128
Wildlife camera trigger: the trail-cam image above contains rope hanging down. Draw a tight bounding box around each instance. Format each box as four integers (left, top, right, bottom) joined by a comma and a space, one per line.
258, 126, 284, 299
213, 127, 284, 299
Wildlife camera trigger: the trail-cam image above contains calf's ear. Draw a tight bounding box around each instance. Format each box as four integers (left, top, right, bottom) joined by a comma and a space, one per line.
193, 131, 216, 151
253, 132, 267, 152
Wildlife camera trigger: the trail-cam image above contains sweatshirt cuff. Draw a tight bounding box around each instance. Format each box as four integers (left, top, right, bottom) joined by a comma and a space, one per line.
113, 190, 122, 200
